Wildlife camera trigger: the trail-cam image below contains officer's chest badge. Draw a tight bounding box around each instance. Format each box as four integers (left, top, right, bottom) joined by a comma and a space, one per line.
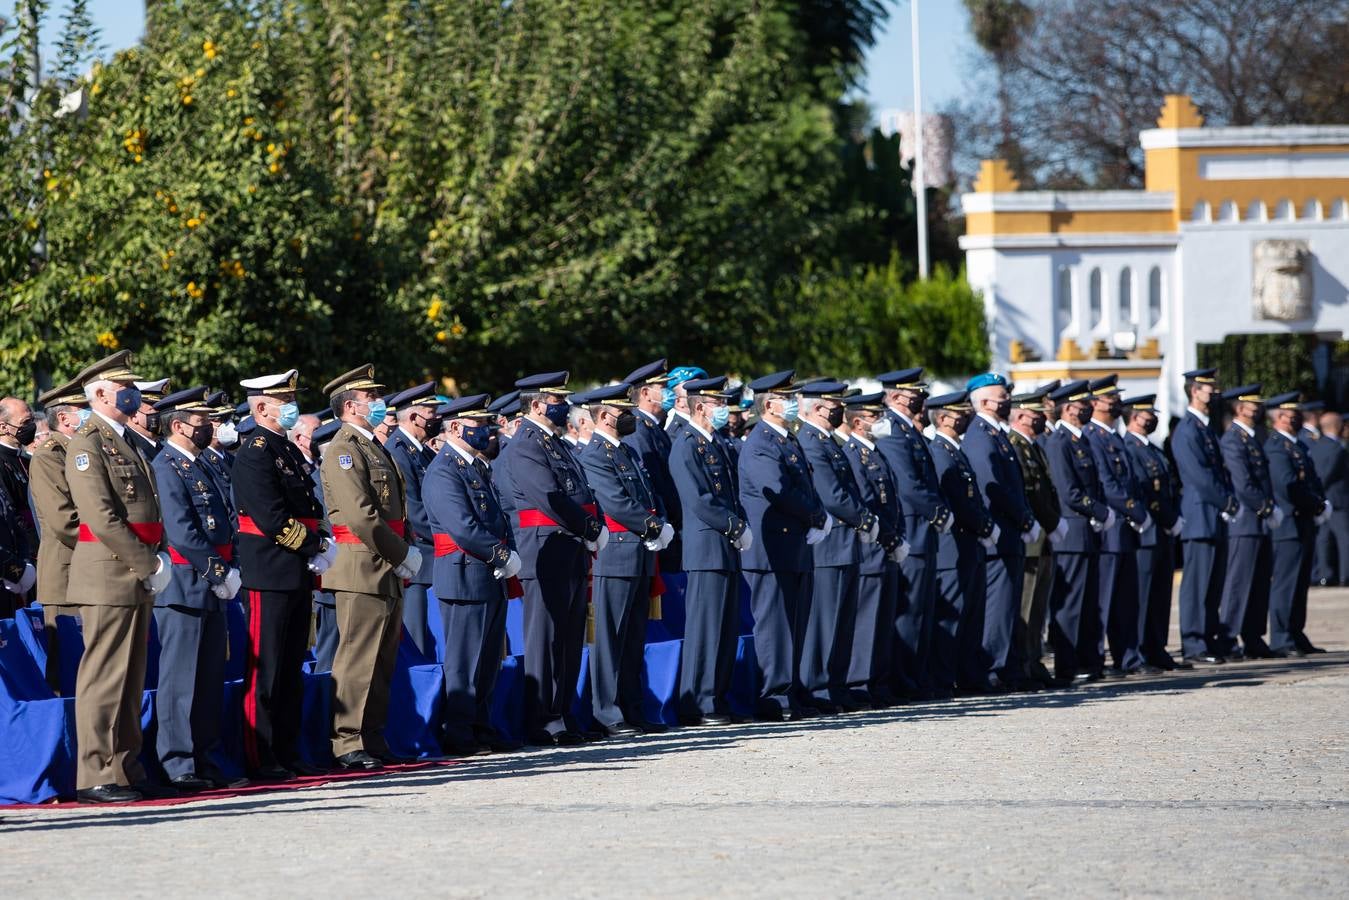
338, 454, 354, 470
206, 515, 216, 530
73, 452, 90, 472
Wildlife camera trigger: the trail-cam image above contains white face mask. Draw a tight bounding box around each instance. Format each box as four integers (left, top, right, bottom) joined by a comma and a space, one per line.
870, 418, 892, 439
215, 421, 239, 447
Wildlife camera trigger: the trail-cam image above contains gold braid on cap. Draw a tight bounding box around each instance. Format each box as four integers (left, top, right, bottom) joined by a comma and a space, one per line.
276, 518, 309, 551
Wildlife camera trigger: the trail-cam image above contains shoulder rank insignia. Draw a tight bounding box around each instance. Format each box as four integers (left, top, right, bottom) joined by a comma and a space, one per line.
252, 436, 266, 448
74, 452, 90, 471
338, 454, 353, 469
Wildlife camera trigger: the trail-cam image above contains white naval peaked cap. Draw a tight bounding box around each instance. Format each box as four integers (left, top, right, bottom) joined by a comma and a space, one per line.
240, 369, 300, 396
134, 378, 170, 398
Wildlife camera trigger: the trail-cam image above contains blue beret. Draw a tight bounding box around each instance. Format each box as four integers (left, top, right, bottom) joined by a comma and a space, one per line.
668, 365, 708, 387
965, 373, 1009, 392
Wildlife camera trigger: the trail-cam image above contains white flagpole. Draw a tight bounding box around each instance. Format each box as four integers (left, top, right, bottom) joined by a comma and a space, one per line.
911, 0, 929, 279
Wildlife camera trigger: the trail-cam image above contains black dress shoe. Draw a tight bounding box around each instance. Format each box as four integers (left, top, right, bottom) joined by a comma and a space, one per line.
1131, 664, 1165, 675
1302, 643, 1327, 654
635, 720, 670, 734
1285, 647, 1308, 658
1171, 658, 1194, 670
77, 783, 143, 804
442, 737, 491, 757
700, 712, 735, 726
1011, 678, 1043, 693
169, 774, 212, 793
132, 782, 180, 800
752, 707, 784, 723
1225, 647, 1247, 662
783, 705, 822, 721
335, 750, 383, 771
1183, 654, 1224, 665
251, 764, 295, 782
201, 771, 251, 790
371, 749, 417, 765
600, 721, 642, 738
285, 760, 328, 777
556, 730, 587, 747
869, 689, 903, 708
525, 730, 560, 747
808, 701, 840, 715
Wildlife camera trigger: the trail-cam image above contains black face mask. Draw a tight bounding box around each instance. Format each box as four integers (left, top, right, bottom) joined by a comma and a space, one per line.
616, 412, 637, 436
1030, 418, 1047, 436
484, 434, 501, 460
955, 414, 973, 435
1142, 418, 1159, 435
1108, 402, 1124, 419
188, 422, 213, 450
825, 406, 845, 429
1290, 414, 1304, 433
1072, 405, 1093, 427
994, 400, 1012, 421
143, 412, 162, 435
13, 420, 37, 446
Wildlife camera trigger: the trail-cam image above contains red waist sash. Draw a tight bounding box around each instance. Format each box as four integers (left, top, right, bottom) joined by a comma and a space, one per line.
168, 543, 234, 565
237, 516, 319, 537
332, 519, 405, 544
517, 503, 597, 529
77, 522, 163, 544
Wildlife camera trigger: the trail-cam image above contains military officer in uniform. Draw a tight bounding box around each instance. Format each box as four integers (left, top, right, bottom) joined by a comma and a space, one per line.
1122, 395, 1187, 670
424, 394, 522, 755
233, 368, 334, 780
739, 370, 829, 719
1171, 368, 1241, 664
925, 391, 999, 693
623, 360, 682, 575
671, 376, 750, 725
1217, 385, 1280, 660
384, 383, 441, 660
0, 394, 38, 614
502, 371, 606, 746
152, 386, 244, 791
796, 380, 879, 711
1308, 408, 1349, 585
488, 390, 522, 453
873, 368, 952, 698
664, 366, 707, 443
1042, 380, 1111, 682
126, 377, 169, 461
29, 380, 87, 691
202, 390, 237, 491
841, 392, 908, 706
963, 373, 1040, 691
1266, 393, 1330, 657
1007, 385, 1066, 687
578, 382, 675, 736
563, 403, 593, 456
65, 351, 174, 803
321, 365, 422, 769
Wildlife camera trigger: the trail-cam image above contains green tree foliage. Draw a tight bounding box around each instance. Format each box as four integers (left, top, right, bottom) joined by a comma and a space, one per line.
1, 0, 991, 398
1196, 334, 1317, 399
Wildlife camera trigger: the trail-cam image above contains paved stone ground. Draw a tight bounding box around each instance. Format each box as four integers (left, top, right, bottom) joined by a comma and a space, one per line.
4, 589, 1348, 897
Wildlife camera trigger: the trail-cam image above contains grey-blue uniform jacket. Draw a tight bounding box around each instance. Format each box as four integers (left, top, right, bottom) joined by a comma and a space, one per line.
1124, 433, 1179, 548
875, 410, 951, 555
580, 435, 662, 579
669, 426, 746, 573
624, 409, 682, 566
797, 421, 871, 568
843, 435, 904, 576
385, 428, 436, 584
738, 422, 826, 573
1266, 430, 1326, 540
1084, 420, 1147, 551
929, 434, 994, 569
153, 443, 236, 611
962, 415, 1034, 558
423, 445, 514, 602
1043, 425, 1109, 554
502, 418, 603, 579
1220, 423, 1276, 537
1171, 411, 1239, 540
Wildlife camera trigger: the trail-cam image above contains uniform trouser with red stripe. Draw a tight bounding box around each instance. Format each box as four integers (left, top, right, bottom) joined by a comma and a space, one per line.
242, 588, 310, 771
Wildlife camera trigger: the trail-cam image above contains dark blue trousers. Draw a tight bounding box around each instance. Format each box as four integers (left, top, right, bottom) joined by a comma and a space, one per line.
849, 564, 899, 696
746, 569, 812, 713
590, 575, 650, 728
679, 569, 740, 718
801, 564, 858, 704
895, 544, 937, 694
312, 591, 339, 673
521, 545, 588, 736
932, 546, 986, 691
1136, 540, 1175, 664
1314, 510, 1349, 585
1179, 538, 1226, 658
439, 594, 506, 744
1270, 527, 1316, 652
983, 551, 1024, 683
154, 605, 227, 780
1048, 551, 1097, 679
1095, 552, 1142, 670
1218, 534, 1272, 652
401, 582, 435, 663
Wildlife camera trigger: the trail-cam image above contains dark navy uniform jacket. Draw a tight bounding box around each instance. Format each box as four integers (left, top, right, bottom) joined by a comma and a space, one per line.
666, 411, 691, 444
1171, 411, 1239, 541
1267, 431, 1326, 540
929, 433, 994, 569
502, 418, 602, 580
0, 478, 30, 586
1124, 432, 1179, 548
669, 425, 746, 573
1085, 420, 1147, 552
963, 415, 1033, 559
232, 425, 326, 591
424, 444, 514, 602
875, 410, 951, 555
844, 435, 904, 576
798, 421, 870, 568
203, 447, 234, 495
624, 409, 682, 567
580, 435, 662, 580
154, 444, 236, 611
1043, 424, 1108, 554
738, 421, 825, 573
1306, 432, 1349, 510
385, 427, 436, 584
1220, 423, 1275, 538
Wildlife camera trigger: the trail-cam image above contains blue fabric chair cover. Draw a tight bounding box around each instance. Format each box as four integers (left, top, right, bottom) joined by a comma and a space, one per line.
641, 638, 683, 726
225, 600, 247, 682
425, 588, 447, 663
504, 599, 525, 656
0, 618, 77, 804
489, 655, 525, 741
387, 642, 445, 759
728, 635, 759, 718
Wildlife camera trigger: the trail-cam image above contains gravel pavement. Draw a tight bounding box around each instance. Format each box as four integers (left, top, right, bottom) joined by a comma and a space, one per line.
3, 589, 1348, 897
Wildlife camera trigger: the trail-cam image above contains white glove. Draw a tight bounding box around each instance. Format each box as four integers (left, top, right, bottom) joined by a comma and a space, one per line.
1104, 508, 1117, 531
212, 567, 242, 600
889, 539, 911, 564
805, 526, 826, 546
1048, 519, 1069, 545
1315, 503, 1332, 527
4, 562, 36, 595
586, 526, 611, 553
937, 514, 953, 534
1132, 512, 1153, 534
979, 522, 1001, 550
1268, 506, 1285, 530
1326, 500, 1336, 517
395, 545, 424, 580
864, 518, 880, 544
308, 539, 338, 574
1022, 522, 1042, 544
1221, 510, 1236, 524
821, 513, 835, 537
493, 549, 522, 580
144, 552, 172, 594
656, 522, 674, 550
1168, 516, 1185, 537
735, 528, 754, 552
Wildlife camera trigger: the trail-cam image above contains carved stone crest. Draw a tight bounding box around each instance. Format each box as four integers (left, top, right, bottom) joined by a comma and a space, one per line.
1252, 239, 1312, 321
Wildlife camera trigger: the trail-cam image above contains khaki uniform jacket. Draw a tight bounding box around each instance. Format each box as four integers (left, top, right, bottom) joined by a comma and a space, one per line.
1009, 430, 1061, 558
320, 423, 411, 596
29, 432, 79, 605
65, 415, 163, 606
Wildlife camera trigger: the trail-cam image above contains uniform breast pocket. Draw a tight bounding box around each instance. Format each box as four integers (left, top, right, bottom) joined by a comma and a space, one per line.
471, 488, 493, 513
110, 464, 138, 498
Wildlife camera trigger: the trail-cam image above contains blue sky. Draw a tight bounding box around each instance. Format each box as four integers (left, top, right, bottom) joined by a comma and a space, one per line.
42, 0, 974, 116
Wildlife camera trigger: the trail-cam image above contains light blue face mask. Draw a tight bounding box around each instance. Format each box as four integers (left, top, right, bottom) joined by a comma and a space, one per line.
277, 401, 300, 430
364, 398, 388, 429
76, 408, 92, 426
780, 399, 800, 422
661, 387, 677, 412
710, 405, 730, 430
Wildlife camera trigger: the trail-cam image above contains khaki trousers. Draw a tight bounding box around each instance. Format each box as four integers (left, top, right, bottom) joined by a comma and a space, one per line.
75, 602, 150, 790
330, 591, 403, 756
